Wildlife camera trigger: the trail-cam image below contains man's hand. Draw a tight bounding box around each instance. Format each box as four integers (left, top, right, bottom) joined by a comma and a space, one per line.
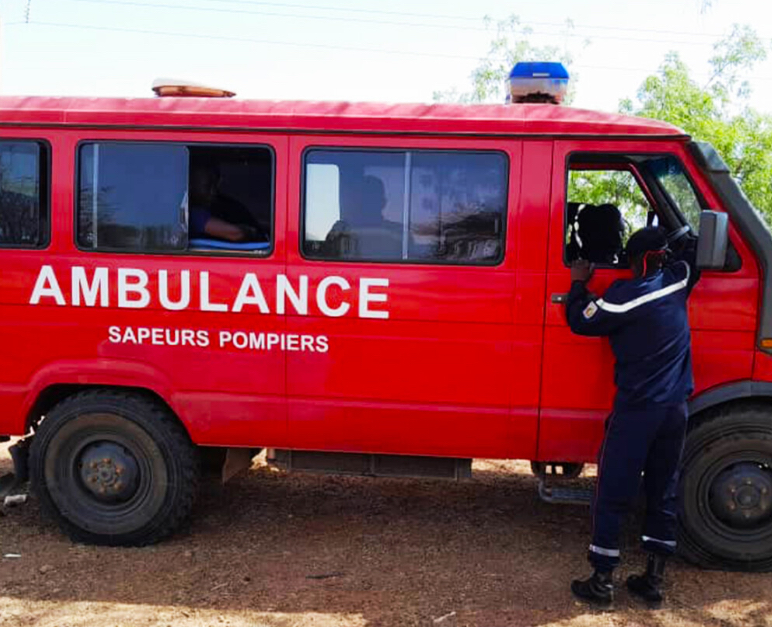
571, 259, 595, 283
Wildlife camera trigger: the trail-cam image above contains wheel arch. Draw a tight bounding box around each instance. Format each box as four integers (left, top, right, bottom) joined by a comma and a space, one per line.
22, 359, 182, 434
688, 380, 772, 427
25, 384, 180, 434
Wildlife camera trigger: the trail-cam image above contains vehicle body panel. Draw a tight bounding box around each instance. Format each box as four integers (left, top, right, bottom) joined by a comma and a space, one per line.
0, 97, 767, 468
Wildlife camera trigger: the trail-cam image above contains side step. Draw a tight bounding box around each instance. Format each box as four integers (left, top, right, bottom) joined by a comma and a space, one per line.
538, 479, 593, 506
268, 450, 472, 480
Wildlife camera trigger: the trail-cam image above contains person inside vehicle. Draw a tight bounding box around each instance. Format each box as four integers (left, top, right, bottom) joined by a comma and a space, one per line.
572, 203, 626, 265
325, 175, 402, 259
565, 226, 700, 608
188, 162, 264, 243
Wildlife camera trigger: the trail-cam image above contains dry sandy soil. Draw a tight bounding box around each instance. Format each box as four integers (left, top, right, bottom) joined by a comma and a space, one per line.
1, 442, 770, 627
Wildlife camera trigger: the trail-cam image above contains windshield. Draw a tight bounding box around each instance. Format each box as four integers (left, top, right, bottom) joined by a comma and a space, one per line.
648, 156, 704, 233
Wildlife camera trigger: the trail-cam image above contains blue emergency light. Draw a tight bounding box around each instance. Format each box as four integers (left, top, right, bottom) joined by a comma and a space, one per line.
507, 62, 569, 104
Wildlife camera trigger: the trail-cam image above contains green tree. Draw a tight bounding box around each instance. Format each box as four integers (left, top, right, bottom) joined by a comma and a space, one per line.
436, 19, 772, 224
620, 25, 772, 222
433, 15, 583, 104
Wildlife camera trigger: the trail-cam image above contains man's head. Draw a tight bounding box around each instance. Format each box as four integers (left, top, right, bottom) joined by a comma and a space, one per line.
355, 175, 387, 226
627, 226, 668, 278
362, 175, 386, 208
190, 162, 220, 206
576, 203, 625, 264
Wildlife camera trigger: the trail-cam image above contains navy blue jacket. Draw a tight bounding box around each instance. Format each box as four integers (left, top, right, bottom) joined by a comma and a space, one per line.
566, 255, 700, 409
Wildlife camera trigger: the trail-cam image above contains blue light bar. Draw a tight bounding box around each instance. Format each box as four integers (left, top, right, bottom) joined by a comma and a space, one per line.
507, 62, 569, 104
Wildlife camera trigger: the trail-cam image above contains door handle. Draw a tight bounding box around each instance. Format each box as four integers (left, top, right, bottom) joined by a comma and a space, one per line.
551, 293, 568, 304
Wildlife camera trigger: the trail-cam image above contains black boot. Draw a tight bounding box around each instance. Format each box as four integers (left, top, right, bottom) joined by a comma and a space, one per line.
571, 570, 614, 607
626, 554, 666, 606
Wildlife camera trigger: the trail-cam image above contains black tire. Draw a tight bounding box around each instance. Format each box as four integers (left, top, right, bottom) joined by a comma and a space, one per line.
679, 403, 772, 571
30, 390, 199, 546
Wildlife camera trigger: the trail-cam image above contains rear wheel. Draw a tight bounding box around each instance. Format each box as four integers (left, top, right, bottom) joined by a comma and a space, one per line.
30, 390, 199, 546
679, 404, 772, 571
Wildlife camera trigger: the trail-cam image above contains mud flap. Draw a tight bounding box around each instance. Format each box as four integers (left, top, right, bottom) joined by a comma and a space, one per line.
221, 448, 255, 484
0, 439, 31, 502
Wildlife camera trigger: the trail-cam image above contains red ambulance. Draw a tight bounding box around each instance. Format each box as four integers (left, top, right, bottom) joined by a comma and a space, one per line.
0, 75, 769, 572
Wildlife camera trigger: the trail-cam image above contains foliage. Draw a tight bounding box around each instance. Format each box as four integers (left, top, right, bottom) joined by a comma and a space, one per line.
436, 18, 772, 224
433, 16, 582, 104
567, 170, 652, 238
620, 25, 772, 222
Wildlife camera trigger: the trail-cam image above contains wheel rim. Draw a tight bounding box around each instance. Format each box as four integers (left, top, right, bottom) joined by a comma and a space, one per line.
77, 441, 141, 503
709, 462, 772, 529
698, 452, 772, 543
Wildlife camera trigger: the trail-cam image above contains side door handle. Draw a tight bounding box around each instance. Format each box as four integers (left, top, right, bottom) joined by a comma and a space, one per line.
551, 293, 568, 304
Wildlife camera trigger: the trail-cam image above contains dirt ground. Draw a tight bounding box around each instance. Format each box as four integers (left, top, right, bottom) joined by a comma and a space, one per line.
1, 442, 770, 627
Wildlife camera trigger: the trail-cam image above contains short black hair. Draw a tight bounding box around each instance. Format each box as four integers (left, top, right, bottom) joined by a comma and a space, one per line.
626, 226, 667, 259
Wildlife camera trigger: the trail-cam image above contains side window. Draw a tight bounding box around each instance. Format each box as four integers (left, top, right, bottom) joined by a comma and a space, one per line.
0, 140, 48, 248
77, 142, 273, 254
566, 164, 655, 267
303, 149, 507, 265
565, 153, 725, 268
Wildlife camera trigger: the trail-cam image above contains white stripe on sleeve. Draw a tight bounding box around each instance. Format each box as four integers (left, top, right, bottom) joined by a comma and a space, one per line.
596, 264, 690, 314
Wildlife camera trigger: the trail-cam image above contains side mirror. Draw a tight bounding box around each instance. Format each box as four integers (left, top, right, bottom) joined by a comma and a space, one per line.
696, 210, 729, 270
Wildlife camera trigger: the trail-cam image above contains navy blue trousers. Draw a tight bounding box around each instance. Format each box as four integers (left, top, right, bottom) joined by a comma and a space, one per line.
588, 403, 688, 572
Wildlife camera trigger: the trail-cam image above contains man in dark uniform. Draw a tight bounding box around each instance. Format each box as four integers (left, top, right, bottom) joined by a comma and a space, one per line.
566, 226, 700, 607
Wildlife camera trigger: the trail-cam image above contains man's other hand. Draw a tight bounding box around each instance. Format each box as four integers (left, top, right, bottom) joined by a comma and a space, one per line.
571, 259, 595, 283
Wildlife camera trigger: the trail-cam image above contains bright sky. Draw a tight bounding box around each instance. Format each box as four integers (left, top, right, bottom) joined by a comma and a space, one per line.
1, 0, 772, 114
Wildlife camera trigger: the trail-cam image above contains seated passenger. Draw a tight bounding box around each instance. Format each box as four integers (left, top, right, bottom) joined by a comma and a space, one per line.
325, 175, 402, 260
575, 203, 625, 265
189, 163, 264, 243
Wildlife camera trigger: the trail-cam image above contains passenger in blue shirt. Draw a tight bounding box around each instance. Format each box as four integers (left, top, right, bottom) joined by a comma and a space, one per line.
567, 226, 700, 608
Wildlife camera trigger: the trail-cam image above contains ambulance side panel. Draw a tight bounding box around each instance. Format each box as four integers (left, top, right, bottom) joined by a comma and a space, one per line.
283, 134, 539, 460
0, 129, 290, 447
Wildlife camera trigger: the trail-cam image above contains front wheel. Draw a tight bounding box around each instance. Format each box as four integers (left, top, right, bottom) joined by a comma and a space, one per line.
679, 404, 772, 571
30, 390, 199, 546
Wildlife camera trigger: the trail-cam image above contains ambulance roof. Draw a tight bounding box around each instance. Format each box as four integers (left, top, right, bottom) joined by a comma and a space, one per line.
0, 96, 686, 138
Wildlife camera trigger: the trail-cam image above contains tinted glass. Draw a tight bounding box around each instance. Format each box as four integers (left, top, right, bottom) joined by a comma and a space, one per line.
0, 141, 46, 247
409, 152, 506, 262
78, 143, 188, 251
303, 149, 507, 264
